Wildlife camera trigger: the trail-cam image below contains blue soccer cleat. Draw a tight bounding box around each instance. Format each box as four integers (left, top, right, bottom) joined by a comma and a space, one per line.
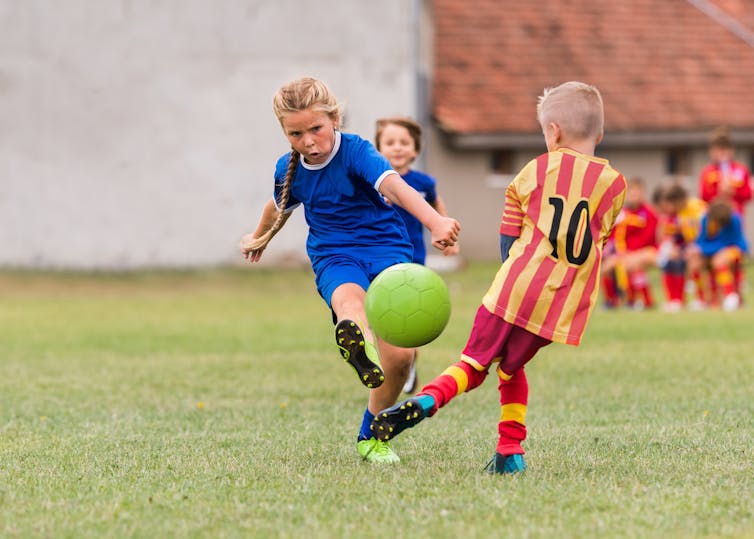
484, 452, 527, 475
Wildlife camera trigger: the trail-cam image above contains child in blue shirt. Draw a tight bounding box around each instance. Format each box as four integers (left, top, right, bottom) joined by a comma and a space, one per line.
240, 78, 460, 463
375, 117, 460, 393
689, 199, 748, 310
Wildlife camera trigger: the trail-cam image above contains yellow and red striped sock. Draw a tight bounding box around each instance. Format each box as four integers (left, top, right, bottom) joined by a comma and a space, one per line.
497, 367, 528, 455
417, 360, 488, 416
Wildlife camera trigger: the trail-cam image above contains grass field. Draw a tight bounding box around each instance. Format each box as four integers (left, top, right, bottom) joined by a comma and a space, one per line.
0, 263, 752, 538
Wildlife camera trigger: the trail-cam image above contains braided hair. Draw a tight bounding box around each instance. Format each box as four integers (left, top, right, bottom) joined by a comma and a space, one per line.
244, 149, 299, 251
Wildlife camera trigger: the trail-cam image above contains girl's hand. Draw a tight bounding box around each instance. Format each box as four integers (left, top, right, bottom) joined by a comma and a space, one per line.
442, 242, 460, 257
240, 233, 265, 263
430, 216, 461, 251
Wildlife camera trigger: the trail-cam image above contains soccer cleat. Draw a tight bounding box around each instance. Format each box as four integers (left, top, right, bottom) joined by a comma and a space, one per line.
357, 437, 400, 464
336, 319, 384, 388
370, 398, 427, 442
402, 353, 419, 394
722, 292, 741, 312
483, 452, 527, 475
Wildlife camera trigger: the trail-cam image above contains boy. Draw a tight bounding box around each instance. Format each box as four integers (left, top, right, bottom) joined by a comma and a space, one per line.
368, 81, 626, 473
601, 177, 658, 309
699, 127, 752, 216
655, 182, 706, 311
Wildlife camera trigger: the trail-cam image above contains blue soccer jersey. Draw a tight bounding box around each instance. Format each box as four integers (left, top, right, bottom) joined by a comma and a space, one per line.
273, 131, 413, 269
392, 169, 438, 264
696, 212, 748, 257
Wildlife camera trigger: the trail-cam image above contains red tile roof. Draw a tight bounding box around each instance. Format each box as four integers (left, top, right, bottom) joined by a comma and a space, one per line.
433, 0, 754, 137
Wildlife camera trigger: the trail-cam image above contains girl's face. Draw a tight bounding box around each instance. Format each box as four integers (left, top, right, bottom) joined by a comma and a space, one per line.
377, 123, 417, 174
280, 109, 338, 165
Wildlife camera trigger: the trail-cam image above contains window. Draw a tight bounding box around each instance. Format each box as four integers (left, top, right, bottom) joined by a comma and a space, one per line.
490, 149, 514, 175
665, 147, 691, 175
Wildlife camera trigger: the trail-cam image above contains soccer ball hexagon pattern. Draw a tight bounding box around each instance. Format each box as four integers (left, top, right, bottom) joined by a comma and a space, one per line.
365, 263, 451, 347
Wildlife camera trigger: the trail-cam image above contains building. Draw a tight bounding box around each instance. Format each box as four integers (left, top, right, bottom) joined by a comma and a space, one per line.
2, 0, 753, 267
423, 0, 754, 259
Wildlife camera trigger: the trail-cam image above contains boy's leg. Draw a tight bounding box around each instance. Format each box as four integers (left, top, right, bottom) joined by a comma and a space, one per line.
486, 326, 550, 474
712, 247, 743, 311
371, 305, 507, 441
496, 367, 529, 456
661, 259, 686, 310
371, 359, 488, 441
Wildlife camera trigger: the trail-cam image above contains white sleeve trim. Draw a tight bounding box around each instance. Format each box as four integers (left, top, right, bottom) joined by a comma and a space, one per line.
374, 169, 398, 192
273, 198, 300, 213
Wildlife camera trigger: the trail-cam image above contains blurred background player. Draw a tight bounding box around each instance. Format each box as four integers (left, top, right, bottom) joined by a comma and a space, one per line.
688, 199, 748, 311
375, 116, 460, 394
370, 82, 626, 474
698, 126, 752, 296
601, 177, 658, 309
240, 77, 460, 464
699, 127, 752, 216
655, 181, 706, 311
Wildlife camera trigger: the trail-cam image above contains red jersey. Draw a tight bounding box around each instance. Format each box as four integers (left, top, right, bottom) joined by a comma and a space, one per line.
658, 198, 706, 246
613, 202, 658, 252
483, 149, 626, 345
698, 160, 752, 214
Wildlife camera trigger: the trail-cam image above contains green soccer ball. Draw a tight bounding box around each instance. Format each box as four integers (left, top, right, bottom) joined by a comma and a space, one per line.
365, 263, 451, 347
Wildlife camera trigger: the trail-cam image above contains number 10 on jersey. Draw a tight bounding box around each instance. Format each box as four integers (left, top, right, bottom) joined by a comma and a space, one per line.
546, 197, 593, 265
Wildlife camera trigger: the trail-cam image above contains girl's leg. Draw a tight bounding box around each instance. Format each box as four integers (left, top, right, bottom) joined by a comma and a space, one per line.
331, 283, 384, 388
368, 338, 414, 415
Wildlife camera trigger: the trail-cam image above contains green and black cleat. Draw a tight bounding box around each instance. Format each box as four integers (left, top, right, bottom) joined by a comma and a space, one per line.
335, 319, 384, 389
370, 398, 426, 442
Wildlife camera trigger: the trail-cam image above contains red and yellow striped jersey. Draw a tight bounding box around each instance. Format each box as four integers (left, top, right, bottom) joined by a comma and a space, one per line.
483, 149, 626, 345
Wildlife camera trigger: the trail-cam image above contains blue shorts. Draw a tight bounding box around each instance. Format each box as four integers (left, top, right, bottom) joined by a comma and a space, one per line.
314, 254, 409, 309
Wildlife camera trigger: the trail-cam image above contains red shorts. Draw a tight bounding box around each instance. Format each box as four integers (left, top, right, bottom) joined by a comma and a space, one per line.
461, 305, 551, 374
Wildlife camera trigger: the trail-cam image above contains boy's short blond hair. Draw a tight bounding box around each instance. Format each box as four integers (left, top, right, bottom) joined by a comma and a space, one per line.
537, 81, 604, 142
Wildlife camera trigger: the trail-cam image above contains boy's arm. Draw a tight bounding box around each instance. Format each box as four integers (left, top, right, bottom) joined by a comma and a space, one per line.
499, 181, 523, 262
602, 187, 627, 247
240, 198, 291, 262
500, 234, 517, 263
380, 173, 460, 250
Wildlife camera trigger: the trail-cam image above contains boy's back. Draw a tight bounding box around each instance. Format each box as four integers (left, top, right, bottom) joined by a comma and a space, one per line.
483, 148, 626, 345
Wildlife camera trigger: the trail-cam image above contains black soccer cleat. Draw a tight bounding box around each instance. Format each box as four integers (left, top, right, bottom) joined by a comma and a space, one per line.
370, 398, 426, 442
335, 319, 384, 389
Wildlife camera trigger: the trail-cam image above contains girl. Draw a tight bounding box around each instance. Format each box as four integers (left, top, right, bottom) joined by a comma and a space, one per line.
374, 116, 460, 393
240, 78, 460, 463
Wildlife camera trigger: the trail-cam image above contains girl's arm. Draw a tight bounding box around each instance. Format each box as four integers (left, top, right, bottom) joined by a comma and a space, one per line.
431, 194, 460, 256
379, 173, 460, 250
240, 198, 291, 263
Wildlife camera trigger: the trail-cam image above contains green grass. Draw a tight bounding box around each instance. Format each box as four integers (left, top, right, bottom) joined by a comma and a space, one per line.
0, 264, 752, 538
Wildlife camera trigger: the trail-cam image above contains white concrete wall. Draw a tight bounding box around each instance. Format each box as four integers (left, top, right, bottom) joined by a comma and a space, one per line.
0, 0, 418, 268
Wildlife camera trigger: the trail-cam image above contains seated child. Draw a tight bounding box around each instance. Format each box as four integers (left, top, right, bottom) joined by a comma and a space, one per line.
655, 181, 706, 311
688, 199, 748, 311
601, 177, 658, 309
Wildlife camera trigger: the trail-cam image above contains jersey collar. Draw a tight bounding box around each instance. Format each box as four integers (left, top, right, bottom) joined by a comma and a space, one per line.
300, 130, 342, 170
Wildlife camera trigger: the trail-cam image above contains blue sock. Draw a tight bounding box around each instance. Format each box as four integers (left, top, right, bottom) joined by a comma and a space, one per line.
358, 408, 375, 441
415, 394, 435, 415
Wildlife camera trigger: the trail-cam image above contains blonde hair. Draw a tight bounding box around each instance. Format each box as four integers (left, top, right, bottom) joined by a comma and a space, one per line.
375, 116, 423, 153
246, 78, 341, 252
272, 77, 341, 127
537, 81, 604, 141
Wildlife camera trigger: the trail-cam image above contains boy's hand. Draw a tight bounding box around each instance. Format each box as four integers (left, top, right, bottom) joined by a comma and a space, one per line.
430, 216, 461, 251
240, 234, 265, 263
